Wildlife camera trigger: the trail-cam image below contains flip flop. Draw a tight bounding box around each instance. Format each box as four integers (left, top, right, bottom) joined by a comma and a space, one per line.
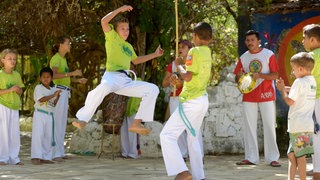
270, 161, 281, 167
15, 162, 24, 166
236, 159, 255, 165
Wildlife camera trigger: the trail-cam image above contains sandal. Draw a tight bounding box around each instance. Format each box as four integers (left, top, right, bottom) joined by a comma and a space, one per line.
236, 159, 255, 165
15, 162, 24, 166
270, 161, 281, 167
0, 162, 7, 165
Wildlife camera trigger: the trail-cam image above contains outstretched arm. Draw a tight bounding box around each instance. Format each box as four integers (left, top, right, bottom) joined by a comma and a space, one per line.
276, 78, 294, 106
132, 45, 164, 65
101, 5, 133, 33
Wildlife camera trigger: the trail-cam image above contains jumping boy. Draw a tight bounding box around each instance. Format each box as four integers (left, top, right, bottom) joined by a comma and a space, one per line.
160, 22, 212, 180
73, 5, 164, 135
302, 24, 320, 180
276, 52, 316, 180
31, 67, 61, 165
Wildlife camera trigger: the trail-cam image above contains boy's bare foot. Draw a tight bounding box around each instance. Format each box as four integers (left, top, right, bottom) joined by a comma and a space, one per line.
53, 157, 65, 162
128, 123, 150, 135
0, 162, 7, 165
174, 171, 192, 180
72, 121, 87, 129
15, 162, 24, 166
31, 158, 42, 165
40, 159, 55, 164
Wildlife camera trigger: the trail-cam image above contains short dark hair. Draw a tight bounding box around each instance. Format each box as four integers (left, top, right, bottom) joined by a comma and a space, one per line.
40, 67, 53, 77
303, 24, 320, 41
290, 52, 314, 71
111, 16, 129, 30
193, 22, 212, 41
245, 30, 260, 40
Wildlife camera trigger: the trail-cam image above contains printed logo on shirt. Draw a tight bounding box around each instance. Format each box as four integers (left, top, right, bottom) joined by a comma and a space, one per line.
122, 45, 133, 57
186, 55, 193, 66
249, 59, 262, 73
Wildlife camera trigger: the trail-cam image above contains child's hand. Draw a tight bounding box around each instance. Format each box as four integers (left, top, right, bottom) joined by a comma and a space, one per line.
54, 90, 62, 97
10, 85, 22, 94
71, 69, 82, 76
119, 5, 133, 13
78, 78, 87, 84
154, 45, 164, 57
276, 77, 285, 91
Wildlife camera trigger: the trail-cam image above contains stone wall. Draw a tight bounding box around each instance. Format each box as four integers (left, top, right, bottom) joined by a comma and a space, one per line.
69, 64, 264, 157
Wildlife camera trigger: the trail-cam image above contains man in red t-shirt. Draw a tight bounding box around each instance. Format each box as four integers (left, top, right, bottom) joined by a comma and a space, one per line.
234, 30, 281, 167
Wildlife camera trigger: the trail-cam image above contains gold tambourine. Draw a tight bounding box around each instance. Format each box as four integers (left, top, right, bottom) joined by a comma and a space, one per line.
237, 72, 257, 94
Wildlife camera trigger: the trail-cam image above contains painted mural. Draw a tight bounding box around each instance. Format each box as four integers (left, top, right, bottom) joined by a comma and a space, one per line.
251, 11, 320, 86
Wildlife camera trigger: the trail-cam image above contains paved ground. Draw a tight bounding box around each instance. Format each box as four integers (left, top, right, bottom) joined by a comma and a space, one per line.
0, 133, 314, 180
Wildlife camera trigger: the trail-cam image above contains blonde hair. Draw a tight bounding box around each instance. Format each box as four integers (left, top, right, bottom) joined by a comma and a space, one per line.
0, 49, 18, 68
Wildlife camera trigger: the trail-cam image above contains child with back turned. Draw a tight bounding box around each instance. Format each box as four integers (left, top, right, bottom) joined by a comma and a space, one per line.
31, 67, 61, 165
0, 49, 24, 166
160, 22, 213, 180
276, 52, 316, 180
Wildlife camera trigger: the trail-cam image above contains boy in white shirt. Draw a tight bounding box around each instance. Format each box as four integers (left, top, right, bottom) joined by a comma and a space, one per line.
276, 52, 316, 180
31, 67, 61, 165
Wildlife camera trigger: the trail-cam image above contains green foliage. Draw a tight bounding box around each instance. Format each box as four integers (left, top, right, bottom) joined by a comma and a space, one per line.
0, 0, 239, 121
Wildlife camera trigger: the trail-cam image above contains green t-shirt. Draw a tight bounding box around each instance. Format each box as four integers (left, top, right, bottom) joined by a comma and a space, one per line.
0, 70, 25, 110
179, 46, 212, 102
104, 24, 137, 71
125, 97, 142, 117
125, 78, 142, 117
311, 48, 320, 99
50, 53, 70, 87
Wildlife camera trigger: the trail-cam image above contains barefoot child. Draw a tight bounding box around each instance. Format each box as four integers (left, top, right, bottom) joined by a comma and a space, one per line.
74, 5, 164, 135
0, 49, 24, 166
276, 52, 316, 180
160, 22, 212, 180
31, 67, 61, 165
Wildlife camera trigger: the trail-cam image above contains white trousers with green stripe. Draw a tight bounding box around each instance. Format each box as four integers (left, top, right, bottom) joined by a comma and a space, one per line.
160, 94, 208, 180
169, 96, 204, 159
31, 111, 54, 160
0, 104, 20, 164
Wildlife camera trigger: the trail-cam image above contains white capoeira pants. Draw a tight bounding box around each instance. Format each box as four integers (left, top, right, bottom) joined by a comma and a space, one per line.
76, 72, 159, 123
121, 114, 139, 159
243, 101, 280, 164
169, 96, 204, 158
31, 110, 54, 160
312, 99, 320, 172
52, 88, 70, 158
0, 104, 21, 164
160, 94, 208, 180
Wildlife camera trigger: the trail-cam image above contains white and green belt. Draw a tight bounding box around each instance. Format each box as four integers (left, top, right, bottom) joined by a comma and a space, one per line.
36, 109, 56, 147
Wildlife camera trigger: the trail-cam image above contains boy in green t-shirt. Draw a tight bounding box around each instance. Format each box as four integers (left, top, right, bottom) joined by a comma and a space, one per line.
302, 23, 320, 180
74, 5, 164, 135
160, 22, 213, 180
